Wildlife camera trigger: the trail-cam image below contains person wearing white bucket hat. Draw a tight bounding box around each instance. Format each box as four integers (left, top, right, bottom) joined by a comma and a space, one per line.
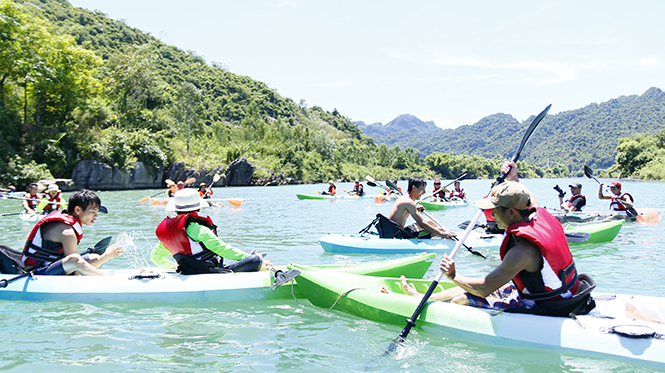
151, 189, 270, 274
37, 184, 66, 214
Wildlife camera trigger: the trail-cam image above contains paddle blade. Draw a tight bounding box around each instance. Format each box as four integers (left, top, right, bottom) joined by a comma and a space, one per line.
227, 198, 244, 207
366, 181, 378, 187
83, 236, 113, 255
212, 173, 222, 184
184, 177, 197, 185
584, 165, 594, 179
565, 232, 590, 243
365, 175, 376, 183
139, 196, 150, 203
385, 180, 403, 195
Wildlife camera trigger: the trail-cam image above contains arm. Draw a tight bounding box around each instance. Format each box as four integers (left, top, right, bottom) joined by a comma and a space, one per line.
559, 195, 574, 212
440, 240, 541, 298
150, 242, 177, 270
598, 183, 611, 200
407, 203, 455, 239
501, 161, 540, 207
186, 223, 249, 261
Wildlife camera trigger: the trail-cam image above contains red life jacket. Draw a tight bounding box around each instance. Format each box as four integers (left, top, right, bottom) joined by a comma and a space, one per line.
21, 210, 83, 268
483, 207, 496, 222
500, 207, 579, 302
450, 188, 465, 199
328, 184, 336, 194
432, 188, 446, 198
42, 193, 64, 213
155, 212, 218, 260
24, 193, 39, 210
610, 192, 633, 211
567, 194, 586, 209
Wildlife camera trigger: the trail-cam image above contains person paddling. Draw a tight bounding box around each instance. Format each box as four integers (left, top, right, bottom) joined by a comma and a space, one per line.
349, 180, 365, 196
599, 180, 637, 217
37, 184, 65, 214
150, 189, 271, 274
22, 183, 40, 214
365, 177, 455, 239
431, 179, 447, 202
322, 180, 336, 195
383, 162, 595, 316
21, 190, 123, 276
198, 182, 213, 199
448, 181, 468, 201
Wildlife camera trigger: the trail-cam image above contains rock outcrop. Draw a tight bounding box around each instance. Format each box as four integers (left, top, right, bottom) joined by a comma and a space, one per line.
72, 160, 163, 190
225, 158, 255, 186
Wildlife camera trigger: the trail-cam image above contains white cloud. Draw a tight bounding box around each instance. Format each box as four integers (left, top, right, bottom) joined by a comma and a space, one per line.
638, 57, 657, 66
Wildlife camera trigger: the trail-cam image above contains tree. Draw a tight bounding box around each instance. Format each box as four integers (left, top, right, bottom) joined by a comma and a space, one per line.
172, 81, 203, 152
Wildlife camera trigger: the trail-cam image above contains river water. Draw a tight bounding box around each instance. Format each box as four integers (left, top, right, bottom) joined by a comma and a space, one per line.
0, 178, 663, 372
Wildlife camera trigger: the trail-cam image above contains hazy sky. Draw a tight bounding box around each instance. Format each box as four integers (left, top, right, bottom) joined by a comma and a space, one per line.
68, 0, 664, 129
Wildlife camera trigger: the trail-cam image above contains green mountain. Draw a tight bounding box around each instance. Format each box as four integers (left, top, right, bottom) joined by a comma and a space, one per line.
358, 87, 665, 173
0, 0, 431, 188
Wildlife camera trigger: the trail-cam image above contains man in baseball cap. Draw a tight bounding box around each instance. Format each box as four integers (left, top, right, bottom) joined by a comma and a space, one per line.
599, 179, 636, 217
559, 181, 586, 212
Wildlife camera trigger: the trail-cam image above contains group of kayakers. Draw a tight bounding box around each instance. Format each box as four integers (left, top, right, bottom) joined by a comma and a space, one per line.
2, 167, 636, 318
430, 179, 468, 202
19, 183, 67, 216
378, 161, 636, 316
322, 180, 367, 197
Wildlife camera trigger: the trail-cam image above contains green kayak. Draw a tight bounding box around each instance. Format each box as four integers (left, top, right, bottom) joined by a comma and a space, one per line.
564, 219, 623, 245
290, 266, 665, 367
420, 200, 469, 210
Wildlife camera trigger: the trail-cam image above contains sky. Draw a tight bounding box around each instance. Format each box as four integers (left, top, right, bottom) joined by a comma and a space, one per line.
68, 0, 665, 129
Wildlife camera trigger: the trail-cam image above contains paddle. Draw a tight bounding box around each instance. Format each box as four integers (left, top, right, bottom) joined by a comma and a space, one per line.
0, 212, 24, 217
457, 220, 589, 243
385, 180, 403, 196
423, 172, 469, 201
384, 104, 550, 356
139, 177, 197, 203
80, 236, 113, 256
419, 210, 486, 259
1, 194, 66, 206
366, 176, 387, 190
0, 236, 113, 288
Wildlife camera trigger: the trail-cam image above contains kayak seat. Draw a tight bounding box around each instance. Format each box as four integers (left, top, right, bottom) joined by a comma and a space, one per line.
0, 245, 25, 275
359, 214, 428, 239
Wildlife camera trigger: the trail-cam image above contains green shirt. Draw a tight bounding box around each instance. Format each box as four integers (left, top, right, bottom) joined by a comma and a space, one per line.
150, 222, 249, 270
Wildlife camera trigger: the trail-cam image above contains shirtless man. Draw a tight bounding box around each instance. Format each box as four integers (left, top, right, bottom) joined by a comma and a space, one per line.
387, 176, 456, 239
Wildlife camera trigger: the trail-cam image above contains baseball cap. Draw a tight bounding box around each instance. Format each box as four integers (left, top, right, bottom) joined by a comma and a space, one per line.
610, 181, 621, 188
475, 182, 531, 210
569, 182, 582, 188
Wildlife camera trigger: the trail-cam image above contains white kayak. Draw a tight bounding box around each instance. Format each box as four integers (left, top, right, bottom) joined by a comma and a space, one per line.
292, 268, 665, 368
0, 253, 436, 303
19, 212, 45, 222
318, 233, 502, 254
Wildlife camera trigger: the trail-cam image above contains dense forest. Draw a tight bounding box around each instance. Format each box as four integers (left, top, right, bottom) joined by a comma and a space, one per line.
358, 88, 665, 176
0, 0, 661, 190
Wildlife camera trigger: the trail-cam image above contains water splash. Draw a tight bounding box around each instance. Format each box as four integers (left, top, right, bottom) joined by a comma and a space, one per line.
114, 230, 152, 268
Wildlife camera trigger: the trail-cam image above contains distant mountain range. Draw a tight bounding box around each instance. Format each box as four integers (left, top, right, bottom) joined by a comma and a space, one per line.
355, 87, 665, 171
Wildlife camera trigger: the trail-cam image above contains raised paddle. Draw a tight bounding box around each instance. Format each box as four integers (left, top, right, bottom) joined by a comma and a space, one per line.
385, 180, 403, 196
584, 165, 636, 216
139, 177, 197, 203
383, 104, 551, 356
365, 176, 387, 190
423, 172, 469, 201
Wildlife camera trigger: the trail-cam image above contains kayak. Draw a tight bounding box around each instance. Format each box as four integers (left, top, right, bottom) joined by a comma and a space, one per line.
296, 193, 369, 200
290, 267, 665, 368
563, 219, 623, 245
0, 253, 436, 303
19, 212, 45, 222
420, 200, 469, 210
552, 208, 660, 224
150, 197, 244, 207
318, 233, 502, 254
373, 195, 399, 203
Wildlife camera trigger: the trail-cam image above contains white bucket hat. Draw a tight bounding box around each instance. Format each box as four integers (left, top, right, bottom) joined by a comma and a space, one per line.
166, 189, 209, 212
46, 184, 61, 192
